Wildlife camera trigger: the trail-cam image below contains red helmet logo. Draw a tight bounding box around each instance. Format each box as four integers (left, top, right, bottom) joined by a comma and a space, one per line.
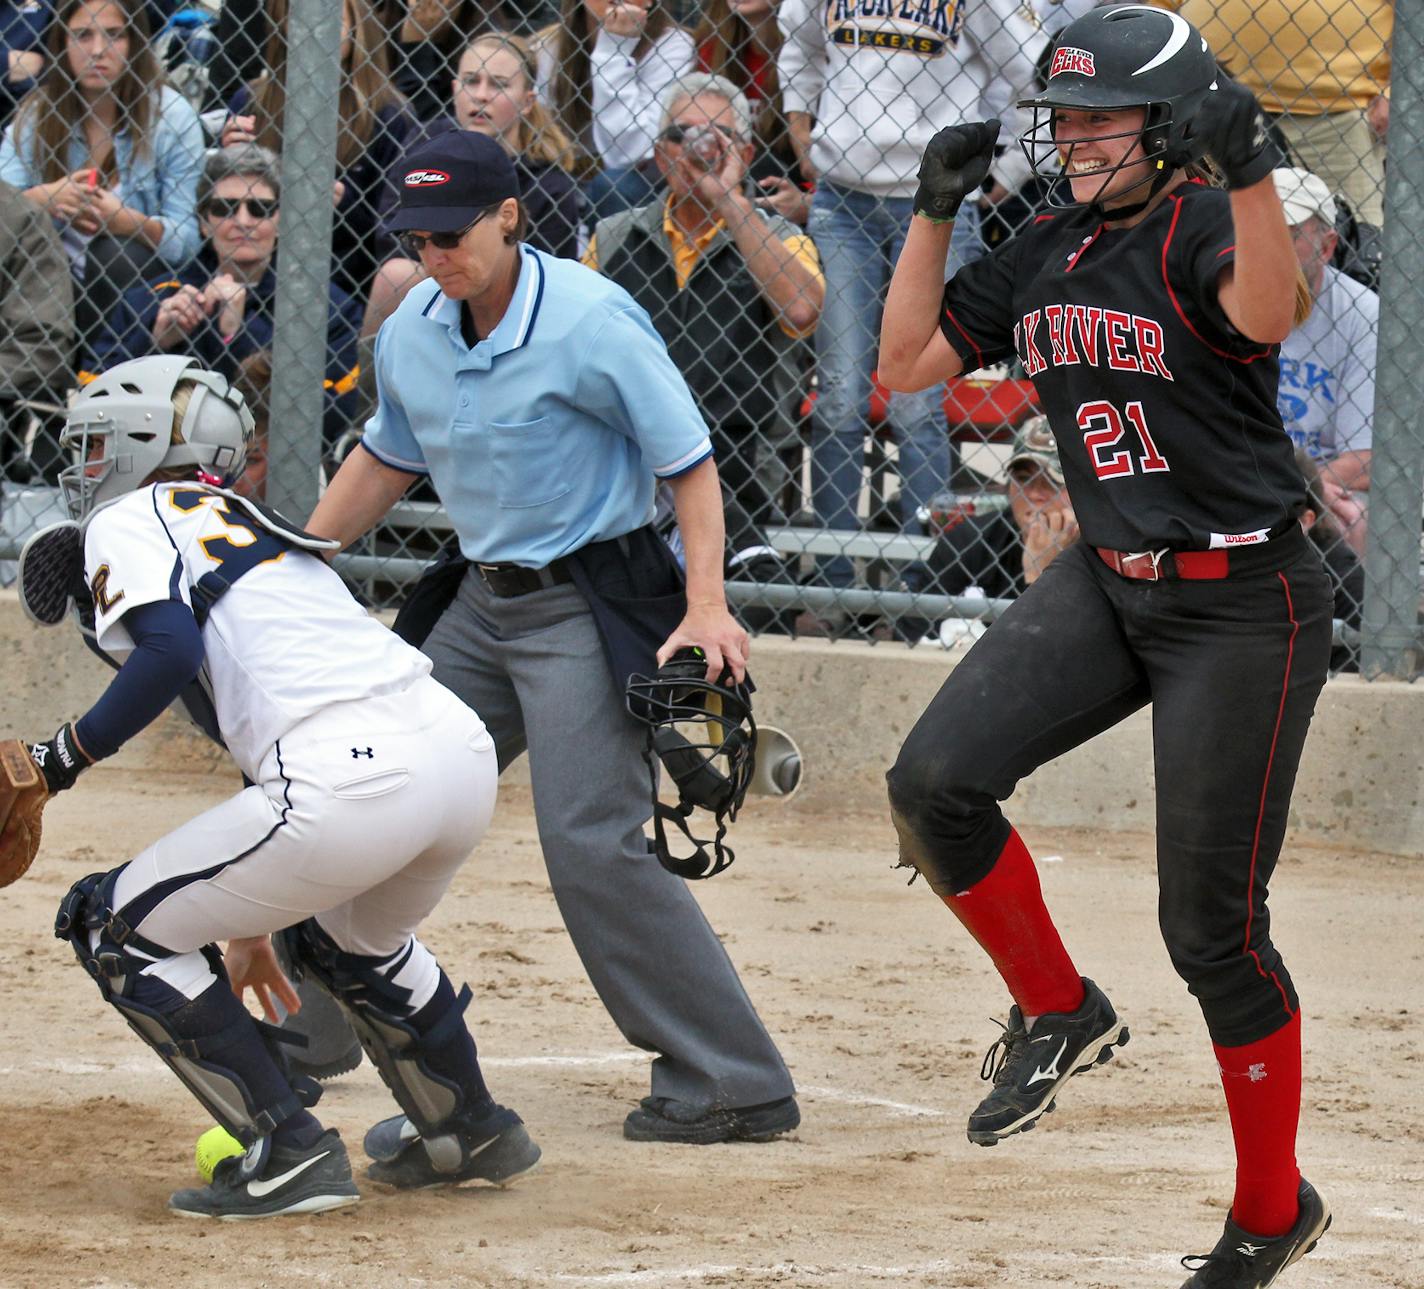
403, 169, 451, 187
1049, 46, 1096, 78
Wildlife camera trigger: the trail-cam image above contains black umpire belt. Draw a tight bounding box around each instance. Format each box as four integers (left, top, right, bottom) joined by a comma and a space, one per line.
475, 559, 575, 597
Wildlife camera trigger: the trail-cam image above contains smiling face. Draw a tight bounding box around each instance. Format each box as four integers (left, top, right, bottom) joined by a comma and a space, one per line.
452, 43, 533, 143
65, 0, 129, 94
1053, 106, 1154, 209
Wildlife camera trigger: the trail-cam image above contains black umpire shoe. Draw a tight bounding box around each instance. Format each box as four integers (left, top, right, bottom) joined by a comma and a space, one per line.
623, 1094, 800, 1144
1179, 1179, 1331, 1287
967, 977, 1128, 1146
363, 1103, 540, 1189
168, 1129, 360, 1220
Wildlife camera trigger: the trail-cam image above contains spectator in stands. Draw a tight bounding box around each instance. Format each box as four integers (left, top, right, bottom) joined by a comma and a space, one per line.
0, 175, 74, 481
1273, 166, 1376, 498
1172, 0, 1392, 229
776, 0, 1043, 601
358, 32, 582, 387
1, 0, 50, 127
691, 0, 807, 227
1297, 447, 1363, 671
0, 0, 204, 351
583, 73, 823, 611
899, 415, 1077, 643
537, 0, 694, 223
89, 144, 362, 448
221, 0, 417, 301
380, 0, 530, 125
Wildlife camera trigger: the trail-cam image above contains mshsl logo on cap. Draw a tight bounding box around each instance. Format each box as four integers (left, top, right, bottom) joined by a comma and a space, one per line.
404, 169, 450, 187
1049, 46, 1095, 78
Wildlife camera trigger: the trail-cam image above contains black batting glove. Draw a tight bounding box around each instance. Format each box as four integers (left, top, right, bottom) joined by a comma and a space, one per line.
1194, 77, 1282, 190
29, 722, 92, 793
913, 119, 1001, 224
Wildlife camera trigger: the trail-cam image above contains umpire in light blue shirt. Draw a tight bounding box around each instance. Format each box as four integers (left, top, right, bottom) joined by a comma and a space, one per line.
307, 131, 797, 1146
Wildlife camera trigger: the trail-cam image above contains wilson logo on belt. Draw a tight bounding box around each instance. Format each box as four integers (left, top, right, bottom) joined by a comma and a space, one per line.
1050, 46, 1096, 77
404, 169, 450, 187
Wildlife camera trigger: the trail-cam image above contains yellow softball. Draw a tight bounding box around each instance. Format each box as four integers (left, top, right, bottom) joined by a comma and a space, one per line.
194, 1125, 245, 1182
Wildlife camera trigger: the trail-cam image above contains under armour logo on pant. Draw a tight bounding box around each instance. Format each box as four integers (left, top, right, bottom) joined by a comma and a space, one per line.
351, 747, 374, 758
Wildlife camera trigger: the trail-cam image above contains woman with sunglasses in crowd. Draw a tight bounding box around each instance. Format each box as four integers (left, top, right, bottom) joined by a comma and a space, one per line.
89, 144, 362, 449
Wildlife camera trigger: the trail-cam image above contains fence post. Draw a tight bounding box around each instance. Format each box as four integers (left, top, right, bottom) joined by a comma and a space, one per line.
1361, 3, 1424, 679
264, 0, 342, 524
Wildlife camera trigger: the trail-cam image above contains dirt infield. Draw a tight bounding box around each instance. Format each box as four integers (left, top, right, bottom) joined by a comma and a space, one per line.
1, 768, 1419, 1289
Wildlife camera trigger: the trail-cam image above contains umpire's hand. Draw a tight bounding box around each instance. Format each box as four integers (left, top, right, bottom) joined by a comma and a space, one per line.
658, 604, 750, 684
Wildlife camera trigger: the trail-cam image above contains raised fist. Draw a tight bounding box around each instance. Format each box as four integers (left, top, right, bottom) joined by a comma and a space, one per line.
1194, 78, 1281, 190
913, 120, 1001, 224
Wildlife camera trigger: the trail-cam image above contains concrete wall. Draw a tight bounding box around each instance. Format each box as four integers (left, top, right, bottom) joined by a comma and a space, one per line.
5, 592, 1420, 856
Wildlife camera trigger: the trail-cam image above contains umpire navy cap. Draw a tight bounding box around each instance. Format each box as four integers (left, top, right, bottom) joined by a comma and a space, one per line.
387, 130, 519, 232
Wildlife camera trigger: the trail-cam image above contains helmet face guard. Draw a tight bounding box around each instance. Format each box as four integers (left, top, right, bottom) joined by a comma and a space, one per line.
1018, 4, 1217, 212
625, 649, 757, 880
59, 356, 254, 521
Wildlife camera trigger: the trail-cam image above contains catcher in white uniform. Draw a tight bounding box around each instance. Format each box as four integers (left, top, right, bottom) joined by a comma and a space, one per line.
24, 355, 537, 1219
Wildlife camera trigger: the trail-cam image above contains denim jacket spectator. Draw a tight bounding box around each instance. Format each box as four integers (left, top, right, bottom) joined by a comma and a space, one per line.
0, 84, 204, 265
89, 244, 363, 445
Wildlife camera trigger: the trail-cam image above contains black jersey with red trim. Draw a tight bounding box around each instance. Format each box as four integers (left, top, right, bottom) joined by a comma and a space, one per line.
939, 182, 1305, 553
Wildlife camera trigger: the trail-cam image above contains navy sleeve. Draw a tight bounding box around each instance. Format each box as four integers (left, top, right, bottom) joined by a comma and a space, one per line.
74, 598, 205, 760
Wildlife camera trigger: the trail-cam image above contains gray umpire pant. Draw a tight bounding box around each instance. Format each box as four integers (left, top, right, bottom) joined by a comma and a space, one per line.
422, 567, 794, 1113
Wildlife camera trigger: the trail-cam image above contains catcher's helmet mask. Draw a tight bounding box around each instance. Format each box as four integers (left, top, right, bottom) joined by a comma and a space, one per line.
625, 648, 757, 880
1019, 5, 1218, 213
59, 355, 255, 522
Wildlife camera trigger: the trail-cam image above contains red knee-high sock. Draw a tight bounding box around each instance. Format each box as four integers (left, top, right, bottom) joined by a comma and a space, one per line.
941, 828, 1084, 1018
1214, 1010, 1303, 1237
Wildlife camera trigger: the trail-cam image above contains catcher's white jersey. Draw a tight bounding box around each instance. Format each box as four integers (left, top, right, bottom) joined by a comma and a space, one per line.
83, 483, 430, 779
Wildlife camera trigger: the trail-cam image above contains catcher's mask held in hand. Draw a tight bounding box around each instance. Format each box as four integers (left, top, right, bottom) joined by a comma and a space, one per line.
626, 648, 757, 880
59, 355, 254, 521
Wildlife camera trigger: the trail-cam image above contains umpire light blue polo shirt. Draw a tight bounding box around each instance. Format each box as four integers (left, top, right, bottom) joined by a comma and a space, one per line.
361, 245, 714, 567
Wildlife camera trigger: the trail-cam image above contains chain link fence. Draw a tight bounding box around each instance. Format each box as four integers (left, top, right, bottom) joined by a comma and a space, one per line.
0, 0, 1418, 674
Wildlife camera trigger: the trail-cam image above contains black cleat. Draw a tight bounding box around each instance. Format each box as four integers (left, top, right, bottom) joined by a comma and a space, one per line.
169, 1129, 359, 1220
1179, 1178, 1331, 1287
967, 977, 1127, 1146
623, 1094, 800, 1144
363, 1103, 540, 1189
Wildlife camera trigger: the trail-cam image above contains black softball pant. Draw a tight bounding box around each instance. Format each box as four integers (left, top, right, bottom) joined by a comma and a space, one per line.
886, 527, 1333, 1047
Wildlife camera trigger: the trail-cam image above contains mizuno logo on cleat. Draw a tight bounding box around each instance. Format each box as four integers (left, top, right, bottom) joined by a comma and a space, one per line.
1236, 1242, 1264, 1257
247, 1151, 331, 1198
1026, 1038, 1067, 1087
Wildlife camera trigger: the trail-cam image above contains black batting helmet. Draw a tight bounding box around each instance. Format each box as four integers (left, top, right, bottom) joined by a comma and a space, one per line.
626, 647, 756, 880
1019, 4, 1218, 206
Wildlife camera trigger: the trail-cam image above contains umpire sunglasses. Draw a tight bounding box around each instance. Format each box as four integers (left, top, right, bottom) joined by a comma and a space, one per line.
397, 209, 491, 258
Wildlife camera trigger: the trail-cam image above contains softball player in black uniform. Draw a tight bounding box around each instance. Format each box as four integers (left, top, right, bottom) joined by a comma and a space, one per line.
879, 8, 1332, 1286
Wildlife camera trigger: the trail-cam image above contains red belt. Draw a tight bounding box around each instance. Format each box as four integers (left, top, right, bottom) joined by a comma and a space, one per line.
1095, 547, 1231, 581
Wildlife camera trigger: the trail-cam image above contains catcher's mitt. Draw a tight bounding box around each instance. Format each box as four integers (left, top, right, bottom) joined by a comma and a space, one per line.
0, 740, 48, 887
